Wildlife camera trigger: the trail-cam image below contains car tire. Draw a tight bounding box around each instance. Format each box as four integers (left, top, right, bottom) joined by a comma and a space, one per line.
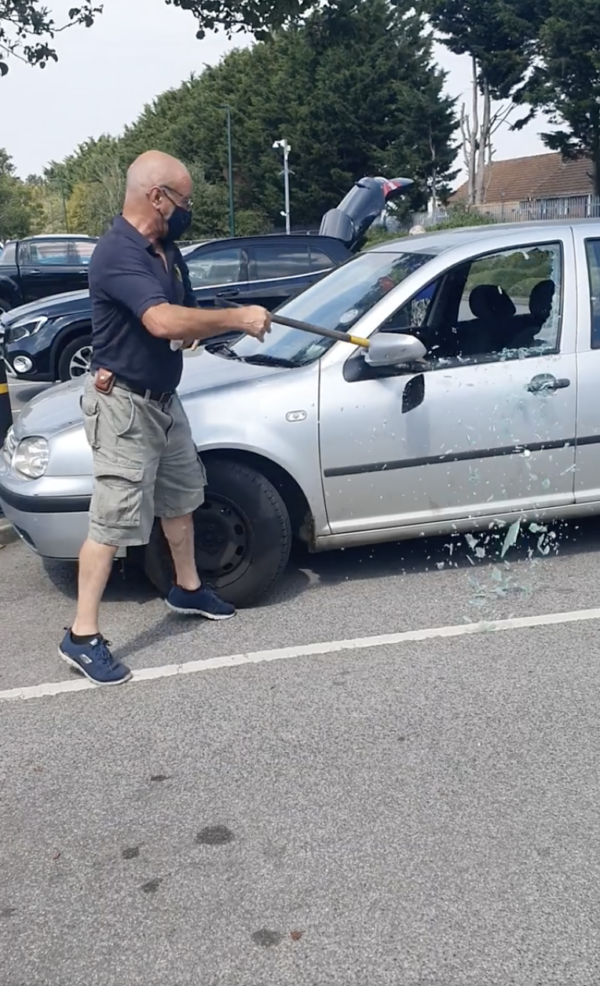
57, 334, 93, 382
143, 458, 292, 608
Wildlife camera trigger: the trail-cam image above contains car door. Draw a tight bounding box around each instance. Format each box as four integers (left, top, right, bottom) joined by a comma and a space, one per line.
319, 233, 577, 536
571, 226, 600, 503
184, 244, 251, 308
246, 241, 315, 309
18, 239, 86, 301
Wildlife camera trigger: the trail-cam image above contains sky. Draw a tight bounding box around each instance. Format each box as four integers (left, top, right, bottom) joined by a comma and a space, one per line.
2, 0, 554, 184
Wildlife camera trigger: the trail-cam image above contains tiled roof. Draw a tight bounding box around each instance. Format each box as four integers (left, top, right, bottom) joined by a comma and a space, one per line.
452, 152, 594, 203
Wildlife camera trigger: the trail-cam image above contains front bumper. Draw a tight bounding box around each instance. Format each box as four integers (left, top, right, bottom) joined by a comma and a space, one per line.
0, 454, 94, 559
3, 348, 52, 382
0, 495, 90, 558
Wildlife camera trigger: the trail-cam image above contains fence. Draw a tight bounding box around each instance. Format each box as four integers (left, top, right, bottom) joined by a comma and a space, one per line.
412, 195, 600, 229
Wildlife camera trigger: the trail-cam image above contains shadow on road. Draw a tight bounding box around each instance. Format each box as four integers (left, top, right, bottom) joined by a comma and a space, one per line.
37, 515, 600, 662
41, 514, 600, 609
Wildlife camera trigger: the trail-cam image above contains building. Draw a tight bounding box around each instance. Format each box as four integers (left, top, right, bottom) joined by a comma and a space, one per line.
451, 152, 597, 221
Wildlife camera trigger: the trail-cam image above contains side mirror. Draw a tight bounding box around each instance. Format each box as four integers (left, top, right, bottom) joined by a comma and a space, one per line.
365, 332, 427, 368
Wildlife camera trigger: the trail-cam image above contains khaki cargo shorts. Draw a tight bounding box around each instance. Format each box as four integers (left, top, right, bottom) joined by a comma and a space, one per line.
80, 374, 207, 548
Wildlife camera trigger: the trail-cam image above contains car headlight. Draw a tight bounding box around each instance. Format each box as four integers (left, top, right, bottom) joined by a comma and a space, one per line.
7, 316, 48, 343
13, 436, 50, 478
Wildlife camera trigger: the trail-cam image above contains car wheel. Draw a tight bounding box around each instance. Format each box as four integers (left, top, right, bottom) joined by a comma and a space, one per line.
143, 458, 292, 608
57, 335, 93, 382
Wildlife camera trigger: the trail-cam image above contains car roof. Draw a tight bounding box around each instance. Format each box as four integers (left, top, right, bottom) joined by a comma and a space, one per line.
367, 218, 600, 256
20, 234, 98, 241
182, 231, 339, 249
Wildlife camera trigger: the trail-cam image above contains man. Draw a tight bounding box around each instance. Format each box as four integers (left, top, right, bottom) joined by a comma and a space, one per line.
59, 150, 271, 686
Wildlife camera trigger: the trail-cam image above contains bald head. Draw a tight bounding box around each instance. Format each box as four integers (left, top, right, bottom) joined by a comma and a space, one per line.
125, 150, 191, 199
122, 150, 193, 244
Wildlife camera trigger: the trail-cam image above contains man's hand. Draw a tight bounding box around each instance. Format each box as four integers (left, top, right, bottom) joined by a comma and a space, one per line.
236, 305, 271, 342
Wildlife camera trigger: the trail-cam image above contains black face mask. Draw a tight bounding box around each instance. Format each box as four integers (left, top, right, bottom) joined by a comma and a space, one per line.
165, 204, 192, 242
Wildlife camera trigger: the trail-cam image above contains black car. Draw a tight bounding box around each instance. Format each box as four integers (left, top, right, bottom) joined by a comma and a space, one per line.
0, 235, 98, 312
1, 176, 412, 383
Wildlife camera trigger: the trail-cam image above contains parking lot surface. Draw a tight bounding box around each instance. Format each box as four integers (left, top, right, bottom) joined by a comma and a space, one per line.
2, 498, 600, 985
3, 378, 600, 983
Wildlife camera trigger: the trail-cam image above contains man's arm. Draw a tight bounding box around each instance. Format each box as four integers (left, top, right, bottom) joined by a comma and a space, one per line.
142, 302, 270, 342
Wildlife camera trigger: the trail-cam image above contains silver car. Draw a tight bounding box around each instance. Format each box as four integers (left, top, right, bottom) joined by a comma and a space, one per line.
2, 220, 600, 606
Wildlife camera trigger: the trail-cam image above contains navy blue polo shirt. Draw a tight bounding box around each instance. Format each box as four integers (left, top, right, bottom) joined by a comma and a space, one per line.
88, 215, 197, 393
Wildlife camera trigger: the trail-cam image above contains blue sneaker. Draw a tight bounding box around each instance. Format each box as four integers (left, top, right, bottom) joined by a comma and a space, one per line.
165, 584, 236, 620
58, 630, 132, 686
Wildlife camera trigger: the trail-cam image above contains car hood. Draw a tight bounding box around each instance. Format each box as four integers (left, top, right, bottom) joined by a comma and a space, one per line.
13, 350, 287, 441
1, 289, 91, 327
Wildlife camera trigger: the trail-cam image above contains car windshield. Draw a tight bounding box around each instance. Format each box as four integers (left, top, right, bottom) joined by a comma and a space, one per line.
228, 249, 436, 365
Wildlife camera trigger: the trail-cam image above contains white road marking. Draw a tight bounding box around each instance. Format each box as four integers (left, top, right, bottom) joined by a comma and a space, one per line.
2, 606, 600, 703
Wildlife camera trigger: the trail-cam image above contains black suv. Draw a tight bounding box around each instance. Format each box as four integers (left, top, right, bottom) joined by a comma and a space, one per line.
0, 235, 97, 312
1, 176, 412, 382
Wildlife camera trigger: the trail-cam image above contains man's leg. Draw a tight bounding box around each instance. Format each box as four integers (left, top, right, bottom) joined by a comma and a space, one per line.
59, 537, 132, 686
155, 396, 235, 620
161, 513, 200, 592
59, 383, 157, 685
72, 539, 118, 636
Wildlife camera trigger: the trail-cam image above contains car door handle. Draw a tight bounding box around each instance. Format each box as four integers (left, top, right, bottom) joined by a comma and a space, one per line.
527, 374, 570, 393
216, 288, 240, 298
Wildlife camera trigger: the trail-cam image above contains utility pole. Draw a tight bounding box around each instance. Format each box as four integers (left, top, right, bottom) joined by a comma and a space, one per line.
273, 138, 291, 233
219, 104, 235, 237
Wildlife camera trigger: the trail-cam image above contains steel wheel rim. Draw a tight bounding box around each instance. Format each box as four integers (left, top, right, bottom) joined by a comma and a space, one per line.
193, 494, 252, 581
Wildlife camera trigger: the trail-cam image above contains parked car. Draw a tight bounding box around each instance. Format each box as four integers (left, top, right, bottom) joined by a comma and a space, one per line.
4, 218, 588, 609
1, 176, 413, 383
0, 234, 98, 313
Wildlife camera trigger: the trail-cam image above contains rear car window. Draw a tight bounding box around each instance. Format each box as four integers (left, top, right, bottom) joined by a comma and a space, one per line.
0, 243, 16, 265
586, 239, 600, 348
250, 243, 312, 279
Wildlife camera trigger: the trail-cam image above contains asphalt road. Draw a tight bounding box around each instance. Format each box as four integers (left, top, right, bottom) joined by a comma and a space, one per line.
3, 377, 600, 984
3, 475, 600, 985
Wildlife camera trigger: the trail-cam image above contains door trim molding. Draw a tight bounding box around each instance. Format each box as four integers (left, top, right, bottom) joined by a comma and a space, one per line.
323, 435, 594, 478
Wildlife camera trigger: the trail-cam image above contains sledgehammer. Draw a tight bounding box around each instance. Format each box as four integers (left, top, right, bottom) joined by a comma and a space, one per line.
216, 297, 371, 349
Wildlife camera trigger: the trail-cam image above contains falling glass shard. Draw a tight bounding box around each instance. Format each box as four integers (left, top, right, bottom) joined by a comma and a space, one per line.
529, 523, 547, 534
537, 534, 551, 556
501, 520, 521, 558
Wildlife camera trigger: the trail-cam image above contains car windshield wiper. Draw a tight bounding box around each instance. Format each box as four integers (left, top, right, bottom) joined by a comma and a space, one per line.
240, 354, 296, 368
207, 344, 296, 368
207, 342, 244, 360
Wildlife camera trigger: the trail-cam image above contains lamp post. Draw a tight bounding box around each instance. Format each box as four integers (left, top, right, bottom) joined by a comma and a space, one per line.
273, 138, 291, 233
218, 104, 235, 237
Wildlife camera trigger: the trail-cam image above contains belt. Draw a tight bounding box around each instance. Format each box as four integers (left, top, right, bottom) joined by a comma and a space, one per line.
115, 378, 174, 405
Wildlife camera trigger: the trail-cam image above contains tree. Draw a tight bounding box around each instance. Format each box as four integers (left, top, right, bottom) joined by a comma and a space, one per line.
165, 0, 342, 37
0, 148, 42, 238
427, 0, 540, 205
0, 0, 101, 75
517, 0, 600, 194
0, 0, 340, 76
118, 0, 458, 228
